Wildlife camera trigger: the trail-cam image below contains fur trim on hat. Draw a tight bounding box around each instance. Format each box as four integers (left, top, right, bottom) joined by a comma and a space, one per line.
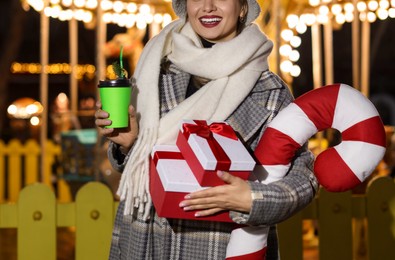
172, 0, 261, 25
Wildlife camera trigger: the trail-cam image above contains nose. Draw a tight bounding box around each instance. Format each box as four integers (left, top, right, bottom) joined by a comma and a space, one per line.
202, 0, 216, 12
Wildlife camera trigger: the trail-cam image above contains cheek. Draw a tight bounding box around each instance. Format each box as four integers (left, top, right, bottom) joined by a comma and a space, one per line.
223, 5, 242, 21
226, 9, 241, 25
186, 4, 198, 17
233, 7, 243, 19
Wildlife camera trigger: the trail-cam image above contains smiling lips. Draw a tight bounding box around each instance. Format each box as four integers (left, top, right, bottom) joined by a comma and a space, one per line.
199, 16, 222, 27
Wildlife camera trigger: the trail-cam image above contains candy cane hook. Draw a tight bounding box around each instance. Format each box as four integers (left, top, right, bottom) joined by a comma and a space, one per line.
226, 83, 386, 259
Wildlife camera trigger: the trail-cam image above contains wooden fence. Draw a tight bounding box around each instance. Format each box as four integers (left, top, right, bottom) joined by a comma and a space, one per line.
0, 182, 117, 260
0, 138, 72, 203
0, 138, 88, 203
0, 177, 394, 260
0, 138, 395, 259
278, 176, 395, 260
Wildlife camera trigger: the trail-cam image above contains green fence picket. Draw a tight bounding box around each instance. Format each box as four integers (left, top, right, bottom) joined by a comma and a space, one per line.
366, 176, 395, 260
318, 188, 353, 260
1, 177, 395, 259
18, 183, 56, 260
277, 211, 303, 260
75, 182, 114, 260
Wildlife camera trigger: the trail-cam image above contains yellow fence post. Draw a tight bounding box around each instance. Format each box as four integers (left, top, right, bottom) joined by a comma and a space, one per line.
318, 188, 353, 260
366, 176, 395, 260
24, 139, 40, 185
3, 177, 395, 259
18, 183, 56, 260
0, 137, 72, 204
0, 140, 6, 203
8, 139, 24, 202
277, 211, 303, 260
75, 182, 114, 260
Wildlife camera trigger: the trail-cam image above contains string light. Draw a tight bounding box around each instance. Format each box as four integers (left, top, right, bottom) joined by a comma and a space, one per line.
344, 3, 355, 12
290, 65, 301, 77
290, 36, 302, 48
286, 14, 299, 28
280, 0, 395, 78
336, 13, 346, 24
357, 1, 368, 11
377, 8, 389, 19
331, 4, 343, 15
381, 1, 390, 9
300, 1, 394, 30
23, 1, 395, 79
281, 29, 294, 42
11, 62, 99, 79
24, 0, 173, 28
309, 0, 320, 7
280, 60, 293, 73
7, 98, 44, 119
10, 61, 133, 80
289, 50, 300, 62
295, 22, 307, 34
30, 116, 41, 126
367, 10, 378, 21
368, 0, 379, 11
279, 44, 292, 57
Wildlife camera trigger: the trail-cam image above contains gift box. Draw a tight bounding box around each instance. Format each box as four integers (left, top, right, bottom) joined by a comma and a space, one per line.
176, 120, 256, 186
149, 145, 232, 222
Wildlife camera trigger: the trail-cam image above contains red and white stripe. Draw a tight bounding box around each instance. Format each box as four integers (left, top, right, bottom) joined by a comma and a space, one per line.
225, 83, 386, 259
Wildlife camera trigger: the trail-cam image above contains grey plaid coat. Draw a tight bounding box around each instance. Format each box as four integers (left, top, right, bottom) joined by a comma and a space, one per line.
107, 63, 318, 260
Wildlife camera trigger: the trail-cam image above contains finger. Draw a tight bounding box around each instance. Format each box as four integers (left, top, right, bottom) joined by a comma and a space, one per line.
217, 171, 236, 184
182, 203, 219, 211
96, 100, 102, 109
95, 109, 109, 120
195, 208, 224, 217
181, 200, 219, 211
95, 118, 112, 128
99, 127, 115, 136
185, 186, 220, 199
128, 105, 136, 116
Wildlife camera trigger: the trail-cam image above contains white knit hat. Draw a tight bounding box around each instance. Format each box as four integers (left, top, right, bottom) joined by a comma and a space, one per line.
172, 0, 261, 25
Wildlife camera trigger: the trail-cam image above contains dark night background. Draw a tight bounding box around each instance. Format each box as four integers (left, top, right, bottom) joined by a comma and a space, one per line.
292, 19, 395, 126
1, 0, 394, 141
0, 0, 128, 140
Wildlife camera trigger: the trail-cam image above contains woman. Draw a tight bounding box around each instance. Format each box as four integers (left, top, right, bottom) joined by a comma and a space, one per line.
95, 0, 318, 259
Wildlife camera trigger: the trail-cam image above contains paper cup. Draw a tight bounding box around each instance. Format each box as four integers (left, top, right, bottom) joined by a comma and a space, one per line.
98, 78, 131, 128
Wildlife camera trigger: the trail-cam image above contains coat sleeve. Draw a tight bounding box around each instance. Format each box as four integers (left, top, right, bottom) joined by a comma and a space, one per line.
230, 146, 317, 226
107, 141, 133, 173
229, 72, 318, 226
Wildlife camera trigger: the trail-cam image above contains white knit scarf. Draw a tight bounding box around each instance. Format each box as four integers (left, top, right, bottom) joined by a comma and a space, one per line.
117, 19, 274, 219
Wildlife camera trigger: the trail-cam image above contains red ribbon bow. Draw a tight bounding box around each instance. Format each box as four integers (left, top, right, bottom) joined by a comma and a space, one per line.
182, 120, 238, 171
182, 120, 238, 140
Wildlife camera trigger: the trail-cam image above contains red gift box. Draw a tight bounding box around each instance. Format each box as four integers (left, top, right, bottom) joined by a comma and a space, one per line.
149, 145, 232, 222
176, 120, 256, 186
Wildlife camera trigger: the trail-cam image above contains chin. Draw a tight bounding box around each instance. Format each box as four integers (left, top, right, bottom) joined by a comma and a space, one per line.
200, 33, 221, 42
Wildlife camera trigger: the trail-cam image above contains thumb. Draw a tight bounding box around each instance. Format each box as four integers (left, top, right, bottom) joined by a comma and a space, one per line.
128, 105, 136, 117
217, 171, 235, 184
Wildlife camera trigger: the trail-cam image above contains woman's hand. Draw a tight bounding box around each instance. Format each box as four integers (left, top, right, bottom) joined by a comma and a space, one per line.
95, 100, 139, 153
179, 171, 252, 217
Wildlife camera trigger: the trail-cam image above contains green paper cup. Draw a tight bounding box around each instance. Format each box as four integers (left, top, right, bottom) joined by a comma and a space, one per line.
98, 78, 131, 128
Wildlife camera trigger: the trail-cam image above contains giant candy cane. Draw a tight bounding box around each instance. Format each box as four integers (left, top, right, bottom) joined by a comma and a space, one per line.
225, 84, 386, 259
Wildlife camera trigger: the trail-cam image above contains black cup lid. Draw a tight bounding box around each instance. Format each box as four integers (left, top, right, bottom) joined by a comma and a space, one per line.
98, 78, 131, 87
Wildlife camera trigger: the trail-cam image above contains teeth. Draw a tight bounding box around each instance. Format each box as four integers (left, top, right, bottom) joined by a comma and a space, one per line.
200, 17, 221, 23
